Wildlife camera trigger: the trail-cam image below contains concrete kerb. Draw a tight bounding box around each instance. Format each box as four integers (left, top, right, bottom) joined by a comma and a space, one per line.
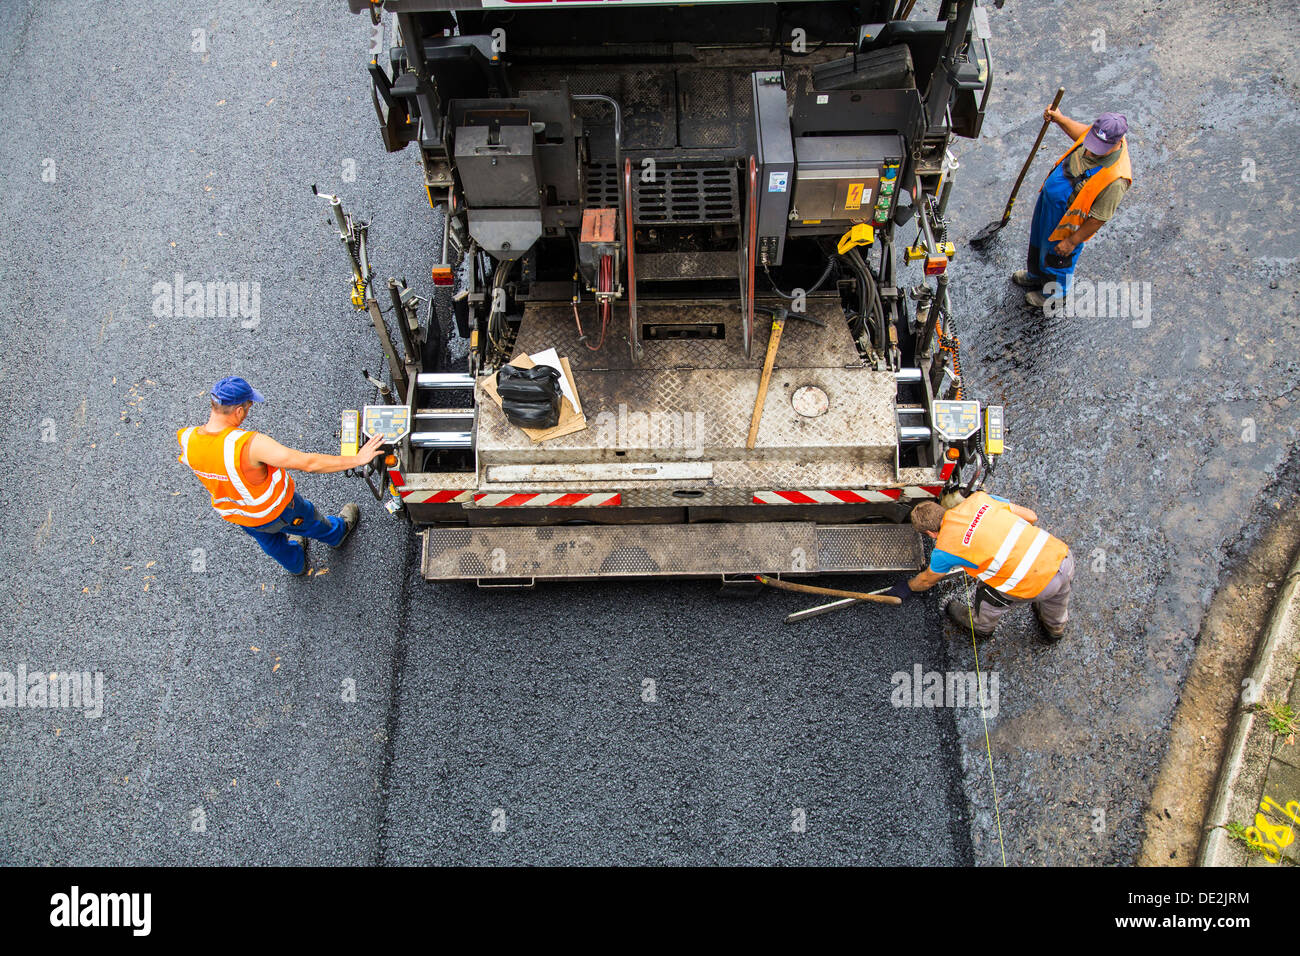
1198, 550, 1300, 865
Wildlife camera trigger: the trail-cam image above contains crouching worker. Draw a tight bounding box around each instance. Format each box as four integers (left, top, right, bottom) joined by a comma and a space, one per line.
177, 376, 385, 575
884, 492, 1075, 642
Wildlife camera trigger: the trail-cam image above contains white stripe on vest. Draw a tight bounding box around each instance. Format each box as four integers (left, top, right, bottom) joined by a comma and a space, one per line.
222, 429, 284, 507
976, 517, 1028, 584
997, 528, 1051, 594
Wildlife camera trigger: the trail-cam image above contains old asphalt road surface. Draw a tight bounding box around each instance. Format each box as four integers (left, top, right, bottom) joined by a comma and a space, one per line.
1, 0, 1296, 866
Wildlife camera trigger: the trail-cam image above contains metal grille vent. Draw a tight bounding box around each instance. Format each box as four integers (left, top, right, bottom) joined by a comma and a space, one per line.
584, 164, 620, 209
634, 166, 739, 224
815, 525, 924, 573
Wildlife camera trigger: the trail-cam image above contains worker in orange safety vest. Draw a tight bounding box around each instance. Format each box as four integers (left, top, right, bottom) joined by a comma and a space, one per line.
883, 492, 1075, 642
1013, 109, 1133, 313
177, 377, 384, 575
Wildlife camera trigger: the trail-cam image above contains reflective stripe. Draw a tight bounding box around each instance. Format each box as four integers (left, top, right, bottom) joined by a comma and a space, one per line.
210, 467, 285, 507
223, 429, 254, 502
213, 478, 292, 520
997, 528, 1050, 594
178, 427, 195, 466
222, 429, 285, 508
976, 518, 1028, 583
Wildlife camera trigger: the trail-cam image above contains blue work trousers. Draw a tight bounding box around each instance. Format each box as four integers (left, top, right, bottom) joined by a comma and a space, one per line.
1026, 157, 1101, 297
241, 492, 344, 574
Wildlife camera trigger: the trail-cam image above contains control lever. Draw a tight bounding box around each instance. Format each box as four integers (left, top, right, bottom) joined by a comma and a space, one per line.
362, 369, 393, 403
312, 184, 371, 309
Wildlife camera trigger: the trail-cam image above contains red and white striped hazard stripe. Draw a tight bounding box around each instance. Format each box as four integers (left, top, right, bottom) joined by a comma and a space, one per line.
473, 492, 622, 507
753, 486, 943, 505
388, 465, 470, 503
401, 489, 473, 503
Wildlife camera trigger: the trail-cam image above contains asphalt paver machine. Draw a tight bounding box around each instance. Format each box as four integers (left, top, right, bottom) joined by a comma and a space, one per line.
333, 0, 1005, 584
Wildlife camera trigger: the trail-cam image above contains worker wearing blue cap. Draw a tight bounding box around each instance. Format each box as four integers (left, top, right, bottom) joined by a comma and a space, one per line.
177, 377, 385, 575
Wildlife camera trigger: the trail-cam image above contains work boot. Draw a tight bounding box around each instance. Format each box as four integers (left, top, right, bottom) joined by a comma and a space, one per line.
334, 503, 360, 548
945, 599, 994, 642
1033, 604, 1066, 643
1025, 289, 1066, 313
289, 536, 309, 576
1011, 270, 1043, 289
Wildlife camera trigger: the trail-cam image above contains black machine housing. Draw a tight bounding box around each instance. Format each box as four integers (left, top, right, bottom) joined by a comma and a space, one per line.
352, 0, 994, 488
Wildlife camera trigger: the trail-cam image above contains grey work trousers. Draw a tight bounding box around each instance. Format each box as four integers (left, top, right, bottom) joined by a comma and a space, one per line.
973, 551, 1074, 633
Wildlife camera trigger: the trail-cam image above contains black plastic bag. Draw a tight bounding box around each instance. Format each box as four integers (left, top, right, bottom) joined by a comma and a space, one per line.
497, 364, 562, 430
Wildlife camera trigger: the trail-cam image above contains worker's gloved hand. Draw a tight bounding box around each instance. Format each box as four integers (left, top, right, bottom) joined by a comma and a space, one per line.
884, 580, 915, 601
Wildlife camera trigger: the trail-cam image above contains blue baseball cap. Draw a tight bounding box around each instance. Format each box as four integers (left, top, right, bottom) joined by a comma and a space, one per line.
1083, 112, 1128, 155
211, 376, 265, 405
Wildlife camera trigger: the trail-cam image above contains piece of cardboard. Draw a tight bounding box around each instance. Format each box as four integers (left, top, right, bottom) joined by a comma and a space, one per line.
481, 353, 587, 443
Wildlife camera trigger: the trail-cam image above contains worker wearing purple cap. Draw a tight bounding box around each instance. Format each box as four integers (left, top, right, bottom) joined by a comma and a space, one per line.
177, 377, 385, 575
1014, 110, 1133, 311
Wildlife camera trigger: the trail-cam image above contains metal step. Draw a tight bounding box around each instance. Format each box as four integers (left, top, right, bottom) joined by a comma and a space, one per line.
416, 372, 476, 390
416, 410, 474, 427
421, 521, 923, 581
637, 251, 739, 281
410, 406, 475, 450
411, 431, 473, 449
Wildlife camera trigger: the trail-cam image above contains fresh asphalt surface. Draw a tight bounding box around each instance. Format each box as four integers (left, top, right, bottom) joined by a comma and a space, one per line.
1, 1, 1296, 866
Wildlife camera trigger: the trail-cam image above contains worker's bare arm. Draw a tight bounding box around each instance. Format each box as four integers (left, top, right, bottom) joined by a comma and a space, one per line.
1045, 108, 1089, 142
249, 433, 385, 474
908, 568, 947, 592
1055, 216, 1105, 254
1009, 503, 1038, 524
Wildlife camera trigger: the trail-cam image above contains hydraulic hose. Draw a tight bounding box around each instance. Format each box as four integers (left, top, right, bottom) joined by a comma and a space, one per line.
841, 247, 886, 352
763, 254, 836, 301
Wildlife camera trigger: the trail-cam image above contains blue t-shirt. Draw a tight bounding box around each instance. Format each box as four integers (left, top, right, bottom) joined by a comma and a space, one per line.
928, 495, 1009, 574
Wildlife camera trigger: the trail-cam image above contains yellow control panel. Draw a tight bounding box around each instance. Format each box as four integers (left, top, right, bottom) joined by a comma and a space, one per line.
983, 405, 1005, 455
340, 410, 359, 456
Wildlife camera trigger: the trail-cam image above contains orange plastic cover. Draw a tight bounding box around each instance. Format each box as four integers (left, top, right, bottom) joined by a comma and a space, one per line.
580, 208, 617, 244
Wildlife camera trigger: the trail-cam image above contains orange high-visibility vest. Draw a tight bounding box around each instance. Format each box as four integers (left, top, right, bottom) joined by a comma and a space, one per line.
177, 426, 295, 527
935, 492, 1068, 599
1047, 133, 1132, 243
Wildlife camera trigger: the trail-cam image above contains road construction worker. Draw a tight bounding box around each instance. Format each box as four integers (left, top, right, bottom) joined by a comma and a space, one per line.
1014, 110, 1132, 312
885, 492, 1074, 642
177, 377, 385, 575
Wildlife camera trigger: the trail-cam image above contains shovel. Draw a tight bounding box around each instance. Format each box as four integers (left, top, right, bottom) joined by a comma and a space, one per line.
970, 86, 1065, 249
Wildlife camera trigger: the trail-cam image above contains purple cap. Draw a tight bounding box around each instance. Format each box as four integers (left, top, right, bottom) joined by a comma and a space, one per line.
1083, 113, 1128, 155
211, 376, 265, 405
